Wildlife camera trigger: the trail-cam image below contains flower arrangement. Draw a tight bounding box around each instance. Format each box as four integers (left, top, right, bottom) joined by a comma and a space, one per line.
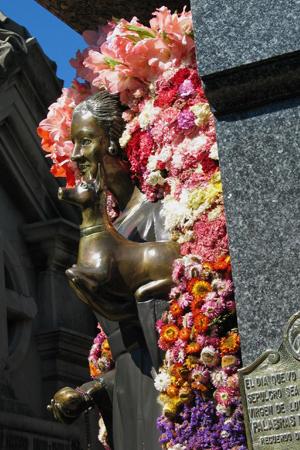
38, 6, 247, 449
88, 323, 114, 379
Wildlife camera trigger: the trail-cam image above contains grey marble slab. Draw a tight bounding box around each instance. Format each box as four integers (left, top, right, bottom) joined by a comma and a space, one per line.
191, 0, 300, 75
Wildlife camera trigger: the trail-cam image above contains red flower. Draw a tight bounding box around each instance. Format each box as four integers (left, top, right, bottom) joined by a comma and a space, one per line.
154, 86, 177, 107
171, 68, 190, 87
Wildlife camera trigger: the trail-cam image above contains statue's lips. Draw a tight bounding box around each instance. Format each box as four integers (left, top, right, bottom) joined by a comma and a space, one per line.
78, 164, 91, 175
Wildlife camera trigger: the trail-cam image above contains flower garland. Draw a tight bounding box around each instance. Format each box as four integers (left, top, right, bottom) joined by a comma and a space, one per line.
38, 6, 247, 449
88, 323, 114, 378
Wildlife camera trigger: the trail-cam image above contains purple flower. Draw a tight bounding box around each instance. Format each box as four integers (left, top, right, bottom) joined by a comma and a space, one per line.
178, 80, 196, 98
177, 110, 196, 129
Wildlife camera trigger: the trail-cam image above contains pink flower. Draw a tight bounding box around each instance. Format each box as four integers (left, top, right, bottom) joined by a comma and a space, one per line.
150, 6, 193, 45
215, 387, 234, 406
178, 293, 193, 309
227, 373, 240, 391
178, 80, 196, 98
201, 300, 223, 319
172, 260, 185, 282
191, 365, 210, 385
177, 110, 196, 129
183, 312, 194, 329
226, 300, 236, 312
211, 279, 234, 297
156, 319, 165, 333
211, 368, 228, 388
126, 36, 173, 82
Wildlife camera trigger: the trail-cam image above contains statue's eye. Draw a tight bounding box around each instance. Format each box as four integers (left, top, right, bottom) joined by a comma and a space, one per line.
82, 138, 91, 146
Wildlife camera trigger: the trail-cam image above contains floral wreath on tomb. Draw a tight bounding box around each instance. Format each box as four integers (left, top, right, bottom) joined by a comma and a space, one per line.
38, 7, 247, 450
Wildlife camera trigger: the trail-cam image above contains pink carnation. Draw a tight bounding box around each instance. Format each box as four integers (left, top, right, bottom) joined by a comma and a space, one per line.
178, 79, 196, 98
177, 110, 196, 129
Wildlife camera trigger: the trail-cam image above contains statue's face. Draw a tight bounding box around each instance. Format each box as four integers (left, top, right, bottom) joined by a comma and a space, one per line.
71, 111, 109, 181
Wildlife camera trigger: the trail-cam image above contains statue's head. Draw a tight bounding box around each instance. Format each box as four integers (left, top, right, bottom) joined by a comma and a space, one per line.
71, 91, 127, 182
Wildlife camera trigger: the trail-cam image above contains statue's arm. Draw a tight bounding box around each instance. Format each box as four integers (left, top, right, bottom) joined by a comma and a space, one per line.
47, 370, 115, 425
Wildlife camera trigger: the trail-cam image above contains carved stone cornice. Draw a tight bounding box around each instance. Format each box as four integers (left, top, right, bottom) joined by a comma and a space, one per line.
34, 0, 190, 34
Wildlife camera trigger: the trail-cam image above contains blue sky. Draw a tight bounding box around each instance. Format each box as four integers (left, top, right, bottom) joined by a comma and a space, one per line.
1, 0, 86, 87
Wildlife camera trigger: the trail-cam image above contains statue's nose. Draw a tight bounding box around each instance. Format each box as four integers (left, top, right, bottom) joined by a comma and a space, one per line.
71, 144, 83, 161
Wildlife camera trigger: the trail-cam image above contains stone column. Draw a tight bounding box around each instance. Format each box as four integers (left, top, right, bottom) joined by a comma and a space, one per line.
191, 0, 300, 365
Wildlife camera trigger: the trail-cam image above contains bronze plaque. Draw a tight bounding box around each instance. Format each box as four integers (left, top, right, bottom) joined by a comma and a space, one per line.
238, 311, 300, 449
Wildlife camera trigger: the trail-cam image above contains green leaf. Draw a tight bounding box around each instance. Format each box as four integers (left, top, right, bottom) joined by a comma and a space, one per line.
124, 34, 140, 43
125, 24, 155, 39
103, 56, 122, 68
112, 17, 121, 24
161, 30, 170, 43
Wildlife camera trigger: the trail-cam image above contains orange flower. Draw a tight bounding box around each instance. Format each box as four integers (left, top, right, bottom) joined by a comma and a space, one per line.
102, 339, 111, 351
177, 317, 183, 327
191, 382, 208, 392
172, 362, 189, 381
179, 386, 193, 403
187, 278, 211, 299
161, 324, 180, 344
89, 360, 100, 378
194, 313, 210, 333
220, 332, 240, 355
186, 341, 201, 354
170, 301, 184, 318
166, 385, 179, 398
213, 255, 231, 275
179, 328, 191, 340
191, 297, 204, 312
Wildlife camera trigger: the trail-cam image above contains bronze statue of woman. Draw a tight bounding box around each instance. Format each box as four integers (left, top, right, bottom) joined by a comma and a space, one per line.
48, 91, 179, 450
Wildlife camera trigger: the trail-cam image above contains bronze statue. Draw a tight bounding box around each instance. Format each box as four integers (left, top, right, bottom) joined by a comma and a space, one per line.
58, 165, 179, 320
48, 91, 180, 450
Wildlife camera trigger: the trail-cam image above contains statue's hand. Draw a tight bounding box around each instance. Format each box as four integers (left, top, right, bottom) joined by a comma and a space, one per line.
47, 387, 90, 425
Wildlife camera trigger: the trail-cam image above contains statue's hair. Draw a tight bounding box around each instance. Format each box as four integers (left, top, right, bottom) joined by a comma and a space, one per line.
73, 91, 126, 156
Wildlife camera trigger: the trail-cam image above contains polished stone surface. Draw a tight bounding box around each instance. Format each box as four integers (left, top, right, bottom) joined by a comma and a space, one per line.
191, 0, 300, 75
190, 0, 300, 368
216, 97, 300, 366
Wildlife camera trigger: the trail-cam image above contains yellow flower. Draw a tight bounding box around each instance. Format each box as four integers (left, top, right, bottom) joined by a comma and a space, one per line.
190, 102, 212, 126
187, 187, 206, 209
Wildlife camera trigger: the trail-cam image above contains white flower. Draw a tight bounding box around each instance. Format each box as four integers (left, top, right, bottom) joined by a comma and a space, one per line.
169, 444, 187, 450
194, 162, 204, 174
221, 430, 230, 438
147, 154, 159, 172
147, 171, 166, 186
177, 230, 195, 244
98, 416, 108, 446
216, 403, 231, 416
154, 370, 171, 392
139, 98, 155, 130
209, 142, 219, 160
211, 368, 228, 388
177, 349, 186, 363
190, 102, 212, 124
208, 205, 223, 221
119, 130, 131, 148
158, 145, 173, 163
163, 195, 190, 231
